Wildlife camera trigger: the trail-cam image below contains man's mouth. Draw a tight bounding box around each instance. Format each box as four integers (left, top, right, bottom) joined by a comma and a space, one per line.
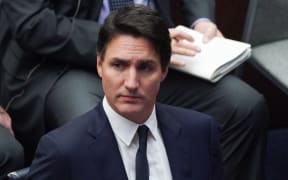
120, 95, 142, 102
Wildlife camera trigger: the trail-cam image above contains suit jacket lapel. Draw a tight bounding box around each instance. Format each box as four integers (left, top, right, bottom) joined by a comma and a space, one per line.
85, 103, 193, 180
156, 104, 193, 180
87, 104, 128, 180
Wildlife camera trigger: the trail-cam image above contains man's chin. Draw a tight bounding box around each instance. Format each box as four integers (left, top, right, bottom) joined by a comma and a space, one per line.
117, 104, 146, 118
119, 104, 144, 113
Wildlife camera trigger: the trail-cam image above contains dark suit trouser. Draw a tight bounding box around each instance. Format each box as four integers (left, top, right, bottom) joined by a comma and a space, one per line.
1, 67, 268, 180
0, 126, 24, 180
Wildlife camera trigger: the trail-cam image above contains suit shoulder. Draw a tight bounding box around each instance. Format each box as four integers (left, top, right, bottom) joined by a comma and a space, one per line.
156, 103, 217, 134
157, 103, 214, 122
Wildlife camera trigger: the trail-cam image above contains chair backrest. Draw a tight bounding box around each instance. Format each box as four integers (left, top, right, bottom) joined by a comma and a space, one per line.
242, 0, 288, 46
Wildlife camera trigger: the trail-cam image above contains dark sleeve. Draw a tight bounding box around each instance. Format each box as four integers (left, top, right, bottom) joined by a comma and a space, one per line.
209, 118, 224, 180
26, 134, 70, 180
179, 0, 215, 25
2, 0, 101, 68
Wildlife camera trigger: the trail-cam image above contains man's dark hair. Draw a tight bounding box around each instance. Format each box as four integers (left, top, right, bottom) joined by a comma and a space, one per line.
97, 5, 171, 71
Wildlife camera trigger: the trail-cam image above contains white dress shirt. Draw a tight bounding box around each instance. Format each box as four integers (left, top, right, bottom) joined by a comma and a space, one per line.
103, 97, 173, 180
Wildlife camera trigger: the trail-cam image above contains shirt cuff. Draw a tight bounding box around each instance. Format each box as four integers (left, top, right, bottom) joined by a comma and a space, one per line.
191, 18, 212, 28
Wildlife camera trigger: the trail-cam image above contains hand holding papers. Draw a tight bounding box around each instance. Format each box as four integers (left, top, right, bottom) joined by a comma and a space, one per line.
170, 25, 251, 83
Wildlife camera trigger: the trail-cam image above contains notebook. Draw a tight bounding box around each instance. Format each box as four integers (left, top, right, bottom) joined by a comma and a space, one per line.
169, 25, 251, 83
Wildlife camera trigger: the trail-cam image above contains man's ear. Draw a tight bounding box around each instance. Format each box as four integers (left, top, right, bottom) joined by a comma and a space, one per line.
96, 55, 103, 78
161, 67, 169, 81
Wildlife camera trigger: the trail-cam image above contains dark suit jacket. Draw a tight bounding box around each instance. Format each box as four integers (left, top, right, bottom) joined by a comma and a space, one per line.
26, 103, 223, 180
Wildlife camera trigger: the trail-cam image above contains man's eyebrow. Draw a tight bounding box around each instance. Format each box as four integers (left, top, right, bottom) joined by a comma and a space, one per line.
138, 59, 158, 64
110, 57, 158, 64
109, 57, 128, 62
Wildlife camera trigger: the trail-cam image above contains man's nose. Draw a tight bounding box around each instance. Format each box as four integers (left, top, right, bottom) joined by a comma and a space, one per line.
124, 68, 139, 90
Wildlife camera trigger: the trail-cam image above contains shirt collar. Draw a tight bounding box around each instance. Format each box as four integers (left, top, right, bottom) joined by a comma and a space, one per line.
102, 97, 158, 146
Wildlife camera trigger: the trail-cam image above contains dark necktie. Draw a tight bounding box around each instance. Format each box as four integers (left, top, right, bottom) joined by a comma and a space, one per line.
136, 125, 149, 180
109, 0, 134, 11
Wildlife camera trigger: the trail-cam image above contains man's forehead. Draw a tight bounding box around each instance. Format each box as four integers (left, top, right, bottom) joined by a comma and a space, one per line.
104, 35, 160, 61
108, 35, 151, 48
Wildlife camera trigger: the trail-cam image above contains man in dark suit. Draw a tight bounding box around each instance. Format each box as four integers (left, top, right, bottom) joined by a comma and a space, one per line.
26, 6, 223, 179
0, 0, 267, 180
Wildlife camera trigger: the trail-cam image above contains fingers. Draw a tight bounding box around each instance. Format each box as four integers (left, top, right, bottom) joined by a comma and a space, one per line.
169, 28, 194, 42
169, 27, 201, 66
170, 58, 186, 66
194, 21, 223, 43
216, 30, 224, 38
171, 38, 200, 56
168, 23, 225, 68
0, 106, 14, 136
169, 27, 201, 56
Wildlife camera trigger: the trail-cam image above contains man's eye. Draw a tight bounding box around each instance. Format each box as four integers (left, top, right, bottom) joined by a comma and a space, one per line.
112, 63, 124, 69
138, 64, 152, 72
